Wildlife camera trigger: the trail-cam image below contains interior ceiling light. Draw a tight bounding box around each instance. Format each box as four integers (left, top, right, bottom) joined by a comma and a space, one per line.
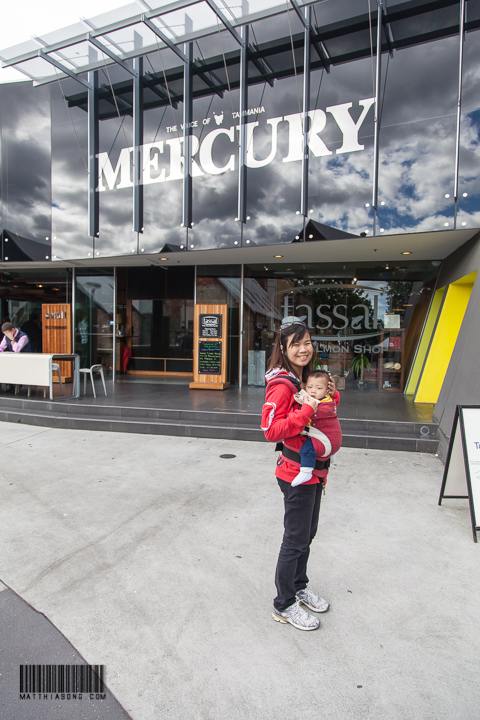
401, 251, 412, 255
274, 255, 283, 258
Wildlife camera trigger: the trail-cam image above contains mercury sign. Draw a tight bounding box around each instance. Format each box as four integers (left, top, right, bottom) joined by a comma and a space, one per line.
97, 98, 374, 191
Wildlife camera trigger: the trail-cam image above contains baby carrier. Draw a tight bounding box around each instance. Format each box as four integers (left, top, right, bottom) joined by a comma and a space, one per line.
262, 370, 331, 475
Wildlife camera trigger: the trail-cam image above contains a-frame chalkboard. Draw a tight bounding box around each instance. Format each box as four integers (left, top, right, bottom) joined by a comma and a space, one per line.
439, 405, 480, 543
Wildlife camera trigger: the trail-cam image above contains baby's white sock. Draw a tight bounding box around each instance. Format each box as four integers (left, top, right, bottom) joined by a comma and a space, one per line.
291, 468, 314, 487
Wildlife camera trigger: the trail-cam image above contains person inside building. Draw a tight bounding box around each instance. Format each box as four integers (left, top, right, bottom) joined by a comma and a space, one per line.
21, 313, 42, 353
261, 317, 337, 632
0, 322, 32, 353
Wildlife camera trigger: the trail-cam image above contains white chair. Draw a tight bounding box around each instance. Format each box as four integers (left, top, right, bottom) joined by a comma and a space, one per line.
40, 363, 64, 398
80, 364, 107, 398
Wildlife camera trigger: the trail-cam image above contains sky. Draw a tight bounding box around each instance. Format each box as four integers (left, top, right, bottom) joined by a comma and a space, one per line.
0, 0, 127, 83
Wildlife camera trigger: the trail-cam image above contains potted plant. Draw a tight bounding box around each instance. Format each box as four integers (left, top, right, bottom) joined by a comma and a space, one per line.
350, 353, 371, 389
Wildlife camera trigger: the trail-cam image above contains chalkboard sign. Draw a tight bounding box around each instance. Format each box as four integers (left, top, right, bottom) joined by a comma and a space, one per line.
199, 314, 222, 338
439, 405, 480, 543
198, 341, 222, 375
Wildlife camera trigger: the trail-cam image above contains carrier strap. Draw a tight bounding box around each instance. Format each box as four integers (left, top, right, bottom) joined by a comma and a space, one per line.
275, 442, 331, 471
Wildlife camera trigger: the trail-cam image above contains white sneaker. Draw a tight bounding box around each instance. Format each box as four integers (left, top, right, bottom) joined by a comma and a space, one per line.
296, 586, 330, 613
272, 601, 320, 630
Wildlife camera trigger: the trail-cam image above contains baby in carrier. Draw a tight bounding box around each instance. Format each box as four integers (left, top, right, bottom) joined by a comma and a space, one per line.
290, 370, 342, 487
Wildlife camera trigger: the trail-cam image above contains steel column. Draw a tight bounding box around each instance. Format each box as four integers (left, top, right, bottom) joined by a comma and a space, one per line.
182, 42, 193, 231
113, 267, 117, 383
238, 263, 244, 388
301, 6, 311, 219
237, 25, 248, 226
133, 55, 144, 235
372, 1, 383, 236
88, 70, 99, 241
454, 0, 466, 229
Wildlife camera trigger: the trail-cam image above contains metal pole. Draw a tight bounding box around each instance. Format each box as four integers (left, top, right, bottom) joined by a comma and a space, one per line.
238, 263, 244, 388
237, 25, 248, 226
182, 42, 193, 231
454, 0, 466, 229
301, 6, 311, 218
72, 267, 76, 362
87, 70, 99, 241
372, 1, 383, 236
112, 267, 117, 383
133, 55, 144, 235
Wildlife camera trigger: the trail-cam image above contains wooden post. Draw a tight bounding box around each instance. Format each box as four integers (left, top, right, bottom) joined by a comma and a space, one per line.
42, 304, 73, 382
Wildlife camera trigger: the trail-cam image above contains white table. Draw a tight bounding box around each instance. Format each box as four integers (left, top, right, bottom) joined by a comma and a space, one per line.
0, 353, 80, 400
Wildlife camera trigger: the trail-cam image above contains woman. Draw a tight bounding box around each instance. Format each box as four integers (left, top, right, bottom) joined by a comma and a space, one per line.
262, 316, 338, 631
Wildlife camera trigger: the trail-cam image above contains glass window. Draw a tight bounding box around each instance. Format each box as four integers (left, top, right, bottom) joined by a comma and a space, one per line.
141, 47, 186, 253
129, 298, 194, 373
75, 272, 114, 371
308, 58, 375, 236
243, 261, 439, 391
377, 36, 459, 234
457, 26, 480, 229
242, 13, 306, 246
51, 78, 91, 260
0, 83, 52, 255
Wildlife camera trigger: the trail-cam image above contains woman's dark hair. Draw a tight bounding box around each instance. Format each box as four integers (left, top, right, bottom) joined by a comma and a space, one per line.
267, 323, 315, 383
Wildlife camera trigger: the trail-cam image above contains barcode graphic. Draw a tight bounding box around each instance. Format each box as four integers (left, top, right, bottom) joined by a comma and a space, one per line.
19, 665, 105, 694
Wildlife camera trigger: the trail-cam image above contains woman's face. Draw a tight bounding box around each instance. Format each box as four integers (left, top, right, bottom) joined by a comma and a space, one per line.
285, 331, 313, 376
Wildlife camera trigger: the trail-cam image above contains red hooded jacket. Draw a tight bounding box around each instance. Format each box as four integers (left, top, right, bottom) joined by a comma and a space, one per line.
261, 368, 342, 485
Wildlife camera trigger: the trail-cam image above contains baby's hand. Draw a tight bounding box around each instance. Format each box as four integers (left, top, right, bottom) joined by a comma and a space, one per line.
294, 389, 308, 404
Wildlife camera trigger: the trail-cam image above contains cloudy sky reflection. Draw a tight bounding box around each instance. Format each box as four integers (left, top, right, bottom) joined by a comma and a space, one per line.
2, 23, 480, 259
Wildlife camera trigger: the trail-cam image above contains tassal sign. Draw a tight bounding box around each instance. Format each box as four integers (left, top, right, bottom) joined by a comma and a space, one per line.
97, 98, 374, 192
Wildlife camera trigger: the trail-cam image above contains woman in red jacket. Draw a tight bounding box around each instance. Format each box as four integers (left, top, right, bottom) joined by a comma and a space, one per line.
261, 317, 337, 631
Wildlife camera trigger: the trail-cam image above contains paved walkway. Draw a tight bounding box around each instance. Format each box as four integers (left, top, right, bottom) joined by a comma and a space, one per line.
1, 422, 479, 720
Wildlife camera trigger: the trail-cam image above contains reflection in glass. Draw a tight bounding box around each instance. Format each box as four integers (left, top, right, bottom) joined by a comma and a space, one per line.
309, 59, 375, 236
51, 79, 91, 260
75, 274, 114, 371
458, 28, 480, 228
377, 37, 458, 234
243, 262, 438, 391
0, 83, 52, 253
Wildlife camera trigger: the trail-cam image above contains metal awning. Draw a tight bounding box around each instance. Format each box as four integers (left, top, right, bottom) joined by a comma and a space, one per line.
1, 0, 479, 93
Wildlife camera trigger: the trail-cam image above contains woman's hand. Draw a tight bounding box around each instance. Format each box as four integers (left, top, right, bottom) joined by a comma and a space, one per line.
327, 373, 336, 397
303, 394, 318, 412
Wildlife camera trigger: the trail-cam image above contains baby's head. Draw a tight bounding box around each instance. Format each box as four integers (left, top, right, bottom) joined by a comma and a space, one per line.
305, 370, 330, 400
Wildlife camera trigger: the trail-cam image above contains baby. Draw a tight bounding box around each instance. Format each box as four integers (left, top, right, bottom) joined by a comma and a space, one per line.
291, 370, 342, 487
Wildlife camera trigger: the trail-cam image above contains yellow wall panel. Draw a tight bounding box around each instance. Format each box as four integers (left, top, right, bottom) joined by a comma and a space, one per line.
405, 287, 445, 396
414, 272, 477, 404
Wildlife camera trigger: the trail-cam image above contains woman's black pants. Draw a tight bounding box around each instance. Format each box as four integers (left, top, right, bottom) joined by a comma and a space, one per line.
274, 478, 323, 611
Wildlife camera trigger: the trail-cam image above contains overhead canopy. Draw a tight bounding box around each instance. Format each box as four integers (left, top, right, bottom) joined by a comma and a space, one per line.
0, 227, 478, 270
1, 0, 479, 97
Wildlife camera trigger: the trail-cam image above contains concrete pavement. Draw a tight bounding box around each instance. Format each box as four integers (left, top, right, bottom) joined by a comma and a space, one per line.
1, 422, 479, 720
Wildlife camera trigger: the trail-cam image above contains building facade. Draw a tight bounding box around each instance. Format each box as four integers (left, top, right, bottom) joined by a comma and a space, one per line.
1, 0, 480, 454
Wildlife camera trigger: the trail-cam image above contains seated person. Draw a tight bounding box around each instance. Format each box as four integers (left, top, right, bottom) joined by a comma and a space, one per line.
0, 322, 31, 353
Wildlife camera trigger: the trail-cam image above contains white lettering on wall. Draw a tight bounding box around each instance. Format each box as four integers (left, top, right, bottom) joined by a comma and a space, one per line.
97, 97, 374, 191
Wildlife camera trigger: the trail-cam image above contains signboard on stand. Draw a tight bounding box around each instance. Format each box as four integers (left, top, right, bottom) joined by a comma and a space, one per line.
42, 304, 73, 382
190, 304, 229, 390
439, 405, 480, 543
